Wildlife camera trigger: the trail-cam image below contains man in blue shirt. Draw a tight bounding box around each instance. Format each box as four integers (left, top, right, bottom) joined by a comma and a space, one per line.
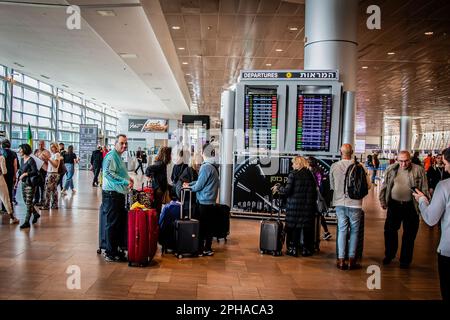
183, 143, 219, 256
102, 134, 134, 262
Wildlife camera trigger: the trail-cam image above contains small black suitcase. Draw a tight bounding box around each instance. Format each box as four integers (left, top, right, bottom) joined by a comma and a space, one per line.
174, 188, 200, 259
213, 204, 230, 242
335, 210, 365, 259
259, 205, 284, 256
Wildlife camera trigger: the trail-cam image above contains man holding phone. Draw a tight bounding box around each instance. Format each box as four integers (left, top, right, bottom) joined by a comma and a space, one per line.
379, 150, 429, 269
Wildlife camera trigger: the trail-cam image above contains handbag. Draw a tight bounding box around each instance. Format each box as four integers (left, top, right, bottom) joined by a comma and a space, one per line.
58, 160, 67, 175
162, 189, 172, 204
309, 170, 328, 215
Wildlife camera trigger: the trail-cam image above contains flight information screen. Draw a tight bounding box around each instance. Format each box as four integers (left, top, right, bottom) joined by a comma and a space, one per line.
244, 89, 278, 150
296, 93, 332, 151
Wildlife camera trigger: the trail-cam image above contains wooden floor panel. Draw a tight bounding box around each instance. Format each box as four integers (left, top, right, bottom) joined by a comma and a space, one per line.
0, 171, 442, 300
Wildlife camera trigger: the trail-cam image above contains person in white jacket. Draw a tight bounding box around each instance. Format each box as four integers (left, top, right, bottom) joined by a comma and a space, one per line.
413, 147, 450, 302
0, 154, 19, 224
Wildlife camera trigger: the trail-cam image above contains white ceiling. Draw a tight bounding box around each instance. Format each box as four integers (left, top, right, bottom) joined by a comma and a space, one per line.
0, 0, 191, 118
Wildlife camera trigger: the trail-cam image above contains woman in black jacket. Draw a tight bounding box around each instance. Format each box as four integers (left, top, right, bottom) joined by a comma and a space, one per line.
16, 144, 40, 229
273, 156, 317, 257
145, 146, 172, 214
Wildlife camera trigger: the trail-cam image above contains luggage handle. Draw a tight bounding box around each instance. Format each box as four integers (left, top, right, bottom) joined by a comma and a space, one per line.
180, 187, 193, 220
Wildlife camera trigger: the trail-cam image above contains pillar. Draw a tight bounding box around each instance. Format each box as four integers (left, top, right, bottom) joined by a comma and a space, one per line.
399, 116, 412, 151
304, 0, 358, 147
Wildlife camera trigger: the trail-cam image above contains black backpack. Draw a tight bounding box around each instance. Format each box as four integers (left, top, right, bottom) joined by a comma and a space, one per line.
344, 160, 369, 200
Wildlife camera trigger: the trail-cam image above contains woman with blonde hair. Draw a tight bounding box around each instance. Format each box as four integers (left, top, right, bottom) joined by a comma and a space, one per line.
272, 156, 317, 257
39, 142, 61, 210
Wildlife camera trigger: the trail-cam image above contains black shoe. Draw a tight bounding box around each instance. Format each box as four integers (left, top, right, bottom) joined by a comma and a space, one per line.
382, 257, 392, 265
32, 213, 41, 224
400, 262, 410, 269
286, 247, 298, 257
20, 222, 31, 229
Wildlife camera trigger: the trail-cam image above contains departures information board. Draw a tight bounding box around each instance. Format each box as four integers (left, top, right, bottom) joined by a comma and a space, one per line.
296, 93, 332, 151
244, 88, 278, 150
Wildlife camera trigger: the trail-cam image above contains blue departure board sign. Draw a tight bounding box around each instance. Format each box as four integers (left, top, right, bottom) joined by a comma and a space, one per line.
296, 94, 332, 151
244, 90, 278, 150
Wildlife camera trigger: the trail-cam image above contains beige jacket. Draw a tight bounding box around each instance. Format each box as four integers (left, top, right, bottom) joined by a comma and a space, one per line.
379, 163, 429, 214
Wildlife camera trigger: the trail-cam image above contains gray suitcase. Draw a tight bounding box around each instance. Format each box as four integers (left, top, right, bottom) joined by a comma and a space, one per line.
174, 188, 200, 258
259, 205, 284, 256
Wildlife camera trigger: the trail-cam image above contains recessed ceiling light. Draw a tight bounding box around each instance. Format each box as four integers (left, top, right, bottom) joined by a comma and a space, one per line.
40, 75, 50, 79
426, 79, 431, 82
424, 31, 434, 36
13, 62, 24, 67
62, 84, 69, 88
172, 26, 181, 30
78, 92, 84, 95
185, 73, 191, 76
119, 53, 138, 59
92, 98, 96, 100
289, 27, 298, 31
178, 47, 185, 50
275, 49, 283, 52
153, 87, 162, 90
362, 66, 368, 69
182, 62, 189, 65
429, 88, 434, 91
96, 10, 116, 17
266, 63, 272, 66
387, 52, 395, 55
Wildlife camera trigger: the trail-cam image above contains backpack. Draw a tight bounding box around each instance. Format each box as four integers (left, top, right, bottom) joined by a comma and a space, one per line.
344, 160, 369, 200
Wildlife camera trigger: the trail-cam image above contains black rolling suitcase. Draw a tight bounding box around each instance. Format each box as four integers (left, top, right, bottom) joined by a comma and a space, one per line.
335, 210, 365, 259
259, 205, 284, 256
174, 188, 200, 259
213, 204, 230, 242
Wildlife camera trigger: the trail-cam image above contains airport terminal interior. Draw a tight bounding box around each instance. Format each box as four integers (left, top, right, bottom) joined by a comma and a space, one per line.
0, 0, 449, 300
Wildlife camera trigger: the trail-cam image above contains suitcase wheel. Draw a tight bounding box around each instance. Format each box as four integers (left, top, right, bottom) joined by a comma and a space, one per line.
260, 250, 265, 254
177, 254, 183, 259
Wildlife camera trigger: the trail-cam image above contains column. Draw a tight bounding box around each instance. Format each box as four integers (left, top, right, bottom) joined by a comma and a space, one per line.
219, 90, 235, 207
304, 0, 358, 146
399, 116, 412, 151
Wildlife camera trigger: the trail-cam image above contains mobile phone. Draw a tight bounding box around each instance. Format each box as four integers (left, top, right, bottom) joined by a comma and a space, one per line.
411, 187, 417, 193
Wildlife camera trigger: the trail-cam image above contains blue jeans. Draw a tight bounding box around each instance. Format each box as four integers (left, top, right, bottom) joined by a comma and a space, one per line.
336, 206, 362, 259
371, 169, 377, 183
64, 163, 75, 190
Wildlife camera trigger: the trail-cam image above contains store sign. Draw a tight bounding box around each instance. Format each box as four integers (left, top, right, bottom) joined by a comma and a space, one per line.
128, 119, 168, 132
79, 124, 98, 170
240, 70, 339, 81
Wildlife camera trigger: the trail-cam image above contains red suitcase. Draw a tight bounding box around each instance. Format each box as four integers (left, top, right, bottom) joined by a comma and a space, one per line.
128, 208, 159, 267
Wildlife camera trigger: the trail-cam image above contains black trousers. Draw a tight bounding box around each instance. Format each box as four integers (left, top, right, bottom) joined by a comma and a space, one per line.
135, 160, 144, 174
384, 200, 419, 265
198, 204, 214, 252
286, 225, 314, 253
93, 166, 101, 185
438, 254, 450, 301
34, 170, 46, 204
102, 191, 127, 256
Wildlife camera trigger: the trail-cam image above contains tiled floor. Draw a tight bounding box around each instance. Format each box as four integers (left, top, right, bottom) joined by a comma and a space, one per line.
0, 171, 442, 300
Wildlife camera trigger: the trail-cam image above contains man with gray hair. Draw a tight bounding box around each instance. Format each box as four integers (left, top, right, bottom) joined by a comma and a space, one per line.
379, 150, 429, 268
